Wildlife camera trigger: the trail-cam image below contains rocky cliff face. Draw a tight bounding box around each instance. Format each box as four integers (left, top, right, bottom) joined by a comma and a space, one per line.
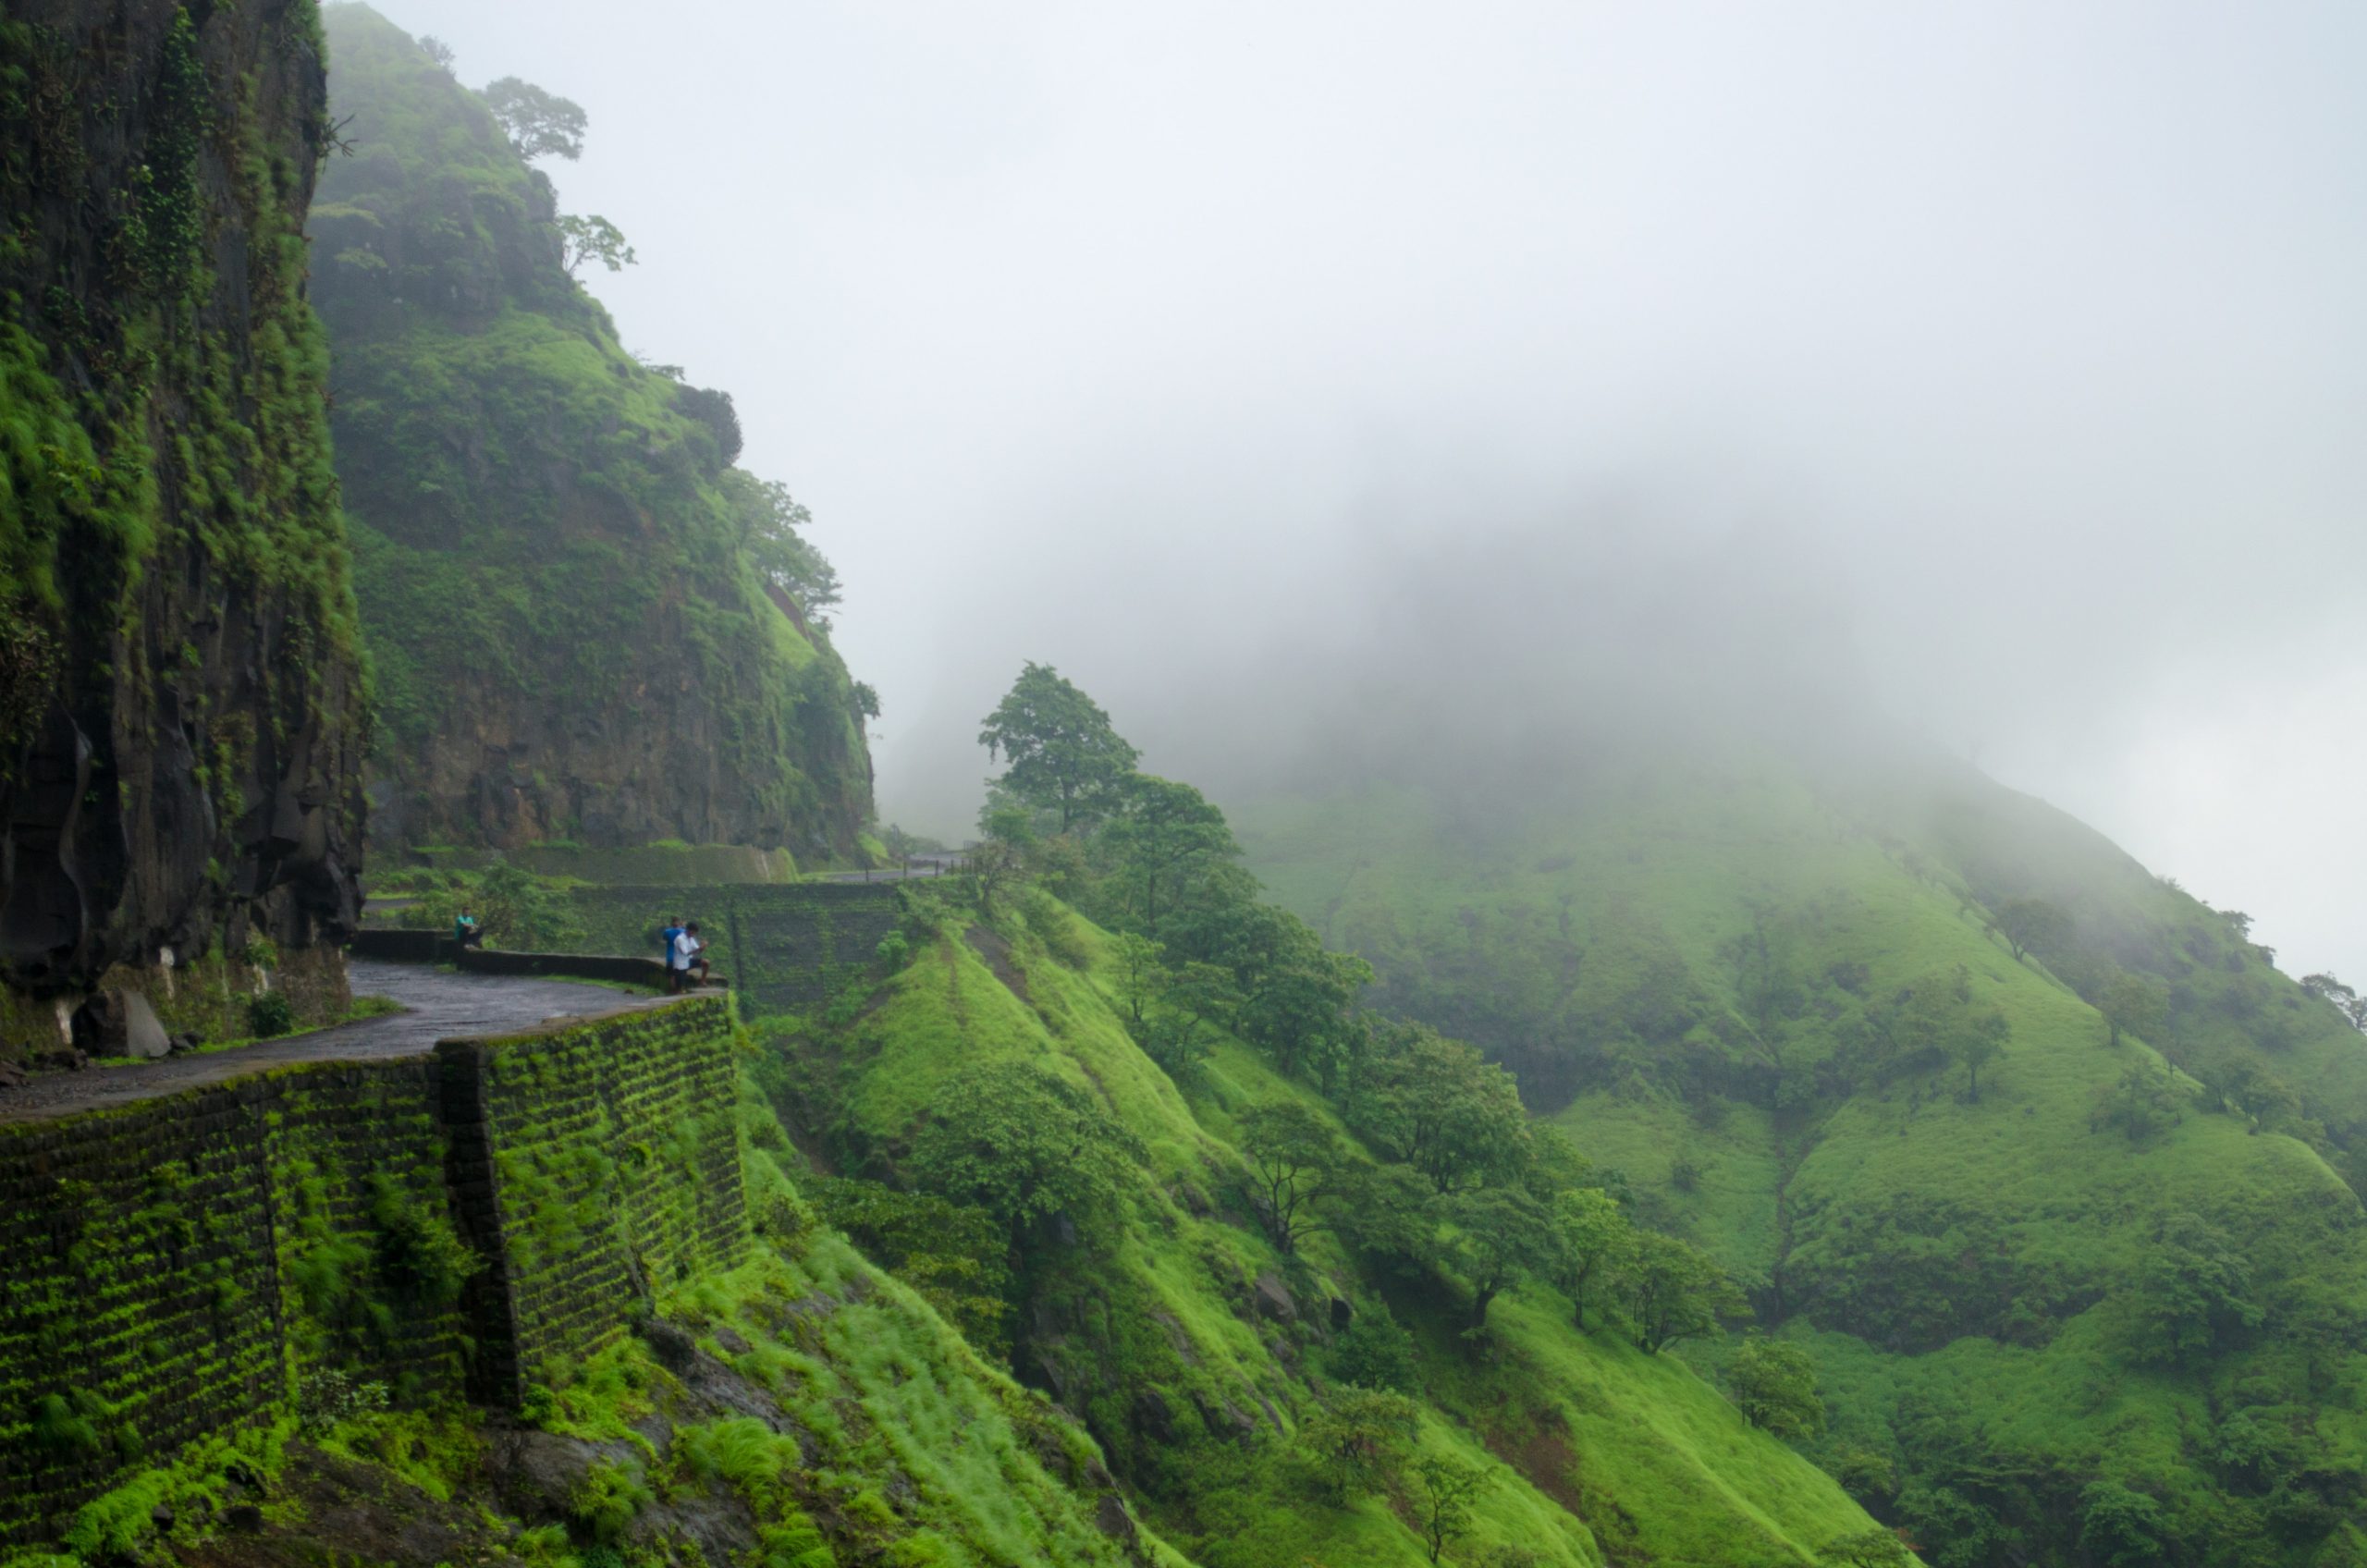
313, 6, 876, 863
0, 0, 366, 1035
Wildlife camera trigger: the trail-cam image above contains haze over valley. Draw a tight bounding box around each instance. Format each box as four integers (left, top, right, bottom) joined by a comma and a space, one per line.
386, 0, 2367, 981
2, 5, 2363, 1566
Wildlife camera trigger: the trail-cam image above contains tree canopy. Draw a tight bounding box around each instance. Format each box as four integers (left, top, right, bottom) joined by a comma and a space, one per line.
1726, 1337, 1824, 1439
724, 472, 841, 627
1620, 1231, 1748, 1354
1548, 1186, 1633, 1329
1236, 1099, 1342, 1255
1352, 1022, 1531, 1193
1437, 1184, 1553, 1329
557, 213, 635, 276
481, 76, 587, 162
906, 1062, 1147, 1248
979, 663, 1140, 832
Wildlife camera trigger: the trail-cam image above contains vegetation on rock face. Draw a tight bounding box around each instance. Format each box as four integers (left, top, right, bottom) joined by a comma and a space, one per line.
1236, 745, 2367, 1565
312, 6, 874, 862
0, 0, 367, 1021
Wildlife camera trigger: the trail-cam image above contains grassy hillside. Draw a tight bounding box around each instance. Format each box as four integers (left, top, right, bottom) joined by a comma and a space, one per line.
1236, 757, 2367, 1567
754, 877, 1885, 1567
312, 6, 873, 861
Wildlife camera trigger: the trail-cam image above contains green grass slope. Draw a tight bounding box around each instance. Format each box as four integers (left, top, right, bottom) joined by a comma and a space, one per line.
311, 6, 873, 861
758, 884, 1883, 1568
1236, 761, 2367, 1567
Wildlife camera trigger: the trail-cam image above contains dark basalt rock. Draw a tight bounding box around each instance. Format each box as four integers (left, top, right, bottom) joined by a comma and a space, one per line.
0, 0, 366, 1048
71, 990, 169, 1060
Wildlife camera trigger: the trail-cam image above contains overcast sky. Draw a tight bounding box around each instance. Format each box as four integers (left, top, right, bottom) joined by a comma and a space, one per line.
358, 1, 2367, 981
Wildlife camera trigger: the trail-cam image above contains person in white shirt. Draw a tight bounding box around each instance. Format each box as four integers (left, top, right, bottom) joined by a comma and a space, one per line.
672, 922, 710, 991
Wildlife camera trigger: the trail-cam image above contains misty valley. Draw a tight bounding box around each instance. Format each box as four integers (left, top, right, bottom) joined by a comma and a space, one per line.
2, 5, 2363, 1568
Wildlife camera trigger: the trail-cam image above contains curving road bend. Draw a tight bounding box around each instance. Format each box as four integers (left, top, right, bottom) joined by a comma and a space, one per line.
0, 959, 673, 1123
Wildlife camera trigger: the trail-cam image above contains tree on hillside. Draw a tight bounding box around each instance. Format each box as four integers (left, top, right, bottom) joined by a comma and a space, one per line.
1238, 941, 1373, 1086
2128, 1213, 2263, 1366
2300, 972, 2367, 1032
557, 213, 636, 276
906, 1062, 1147, 1249
1883, 966, 2008, 1099
1547, 1186, 1633, 1330
1948, 1004, 2010, 1102
1237, 1100, 1342, 1255
2098, 971, 2168, 1049
1329, 1161, 1442, 1273
1989, 898, 2072, 964
2091, 1059, 2184, 1145
1110, 932, 1167, 1032
1295, 1385, 1417, 1504
1619, 1231, 1748, 1354
482, 76, 587, 161
724, 473, 842, 627
1354, 1022, 1531, 1193
1408, 1453, 1489, 1565
979, 664, 1140, 833
1436, 1184, 1552, 1331
1329, 1304, 1419, 1393
1100, 772, 1238, 927
418, 34, 455, 71
1138, 957, 1239, 1079
1726, 1337, 1824, 1439
2193, 1055, 2300, 1130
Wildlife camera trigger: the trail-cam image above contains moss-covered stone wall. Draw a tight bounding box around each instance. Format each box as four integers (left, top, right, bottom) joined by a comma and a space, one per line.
0, 995, 744, 1548
0, 1079, 285, 1545
557, 881, 909, 1015
438, 996, 746, 1403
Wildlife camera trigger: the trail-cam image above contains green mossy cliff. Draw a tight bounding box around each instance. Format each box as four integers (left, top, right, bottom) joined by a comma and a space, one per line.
311, 6, 874, 863
0, 0, 367, 1016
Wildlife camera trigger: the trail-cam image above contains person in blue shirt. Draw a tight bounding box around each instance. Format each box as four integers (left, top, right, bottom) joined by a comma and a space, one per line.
660, 917, 684, 991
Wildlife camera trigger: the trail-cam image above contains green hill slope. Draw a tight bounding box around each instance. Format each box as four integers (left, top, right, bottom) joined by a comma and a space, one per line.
756, 878, 1885, 1567
1236, 755, 2367, 1567
310, 6, 873, 862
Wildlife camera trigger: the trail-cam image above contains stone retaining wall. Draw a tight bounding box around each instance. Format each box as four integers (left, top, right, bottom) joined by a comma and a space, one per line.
558, 881, 909, 1015
0, 995, 744, 1547
440, 998, 746, 1403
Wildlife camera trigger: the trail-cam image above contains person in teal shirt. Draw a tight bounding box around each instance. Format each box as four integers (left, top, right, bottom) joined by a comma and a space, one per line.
454, 910, 482, 949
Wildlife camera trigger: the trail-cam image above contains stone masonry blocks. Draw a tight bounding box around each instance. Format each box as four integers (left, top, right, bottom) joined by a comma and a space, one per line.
0, 994, 746, 1549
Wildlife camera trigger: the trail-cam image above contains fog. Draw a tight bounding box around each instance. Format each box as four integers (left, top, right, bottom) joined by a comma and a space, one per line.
362, 1, 2367, 979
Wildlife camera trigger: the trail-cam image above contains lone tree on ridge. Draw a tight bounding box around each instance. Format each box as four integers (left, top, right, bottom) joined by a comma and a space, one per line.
483, 76, 587, 162
978, 662, 1140, 832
